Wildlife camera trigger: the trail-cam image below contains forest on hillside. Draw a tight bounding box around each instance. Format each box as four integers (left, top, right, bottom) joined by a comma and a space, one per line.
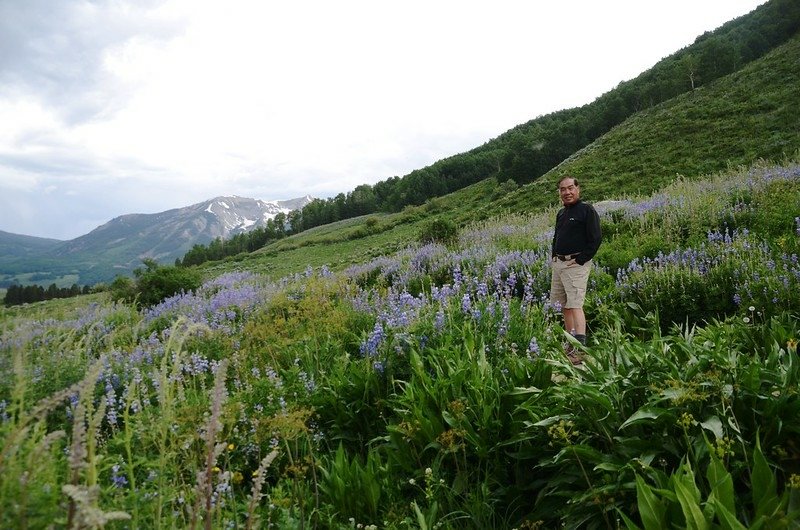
176, 0, 800, 270
288, 0, 799, 228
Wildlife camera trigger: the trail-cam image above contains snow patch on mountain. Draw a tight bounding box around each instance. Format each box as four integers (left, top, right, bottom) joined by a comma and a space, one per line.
199, 195, 313, 237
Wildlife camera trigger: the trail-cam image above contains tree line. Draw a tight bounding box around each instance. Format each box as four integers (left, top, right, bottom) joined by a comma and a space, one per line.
3, 283, 91, 307
176, 213, 291, 267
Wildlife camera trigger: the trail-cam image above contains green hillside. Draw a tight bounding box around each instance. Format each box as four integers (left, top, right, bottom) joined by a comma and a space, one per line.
526, 32, 800, 204
279, 0, 800, 234
201, 31, 800, 282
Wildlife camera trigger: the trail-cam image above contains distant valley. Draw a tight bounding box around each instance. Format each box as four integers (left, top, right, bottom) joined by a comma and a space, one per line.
0, 195, 313, 287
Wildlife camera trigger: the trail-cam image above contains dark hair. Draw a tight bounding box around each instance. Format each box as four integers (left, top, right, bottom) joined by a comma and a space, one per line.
557, 176, 579, 188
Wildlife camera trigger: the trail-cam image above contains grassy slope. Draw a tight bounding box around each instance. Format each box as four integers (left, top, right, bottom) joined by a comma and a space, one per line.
495, 33, 800, 212
201, 33, 800, 282
200, 178, 503, 280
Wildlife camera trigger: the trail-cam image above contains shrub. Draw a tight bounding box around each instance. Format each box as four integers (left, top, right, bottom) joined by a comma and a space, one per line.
132, 259, 203, 308
418, 218, 458, 246
108, 275, 137, 304
491, 178, 519, 199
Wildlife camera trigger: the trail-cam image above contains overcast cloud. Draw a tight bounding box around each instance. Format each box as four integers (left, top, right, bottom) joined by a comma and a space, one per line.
0, 0, 765, 240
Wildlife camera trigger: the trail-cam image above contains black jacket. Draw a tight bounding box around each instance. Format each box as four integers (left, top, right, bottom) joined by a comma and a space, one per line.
551, 200, 602, 265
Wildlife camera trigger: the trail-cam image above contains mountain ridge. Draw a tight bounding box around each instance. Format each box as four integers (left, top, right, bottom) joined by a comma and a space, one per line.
0, 194, 313, 286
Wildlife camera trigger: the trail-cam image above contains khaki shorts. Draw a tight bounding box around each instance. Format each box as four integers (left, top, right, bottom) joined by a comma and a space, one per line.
550, 258, 592, 309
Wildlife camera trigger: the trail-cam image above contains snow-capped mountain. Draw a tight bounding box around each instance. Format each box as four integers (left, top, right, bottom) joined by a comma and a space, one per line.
56, 195, 314, 261
199, 195, 311, 235
0, 195, 314, 286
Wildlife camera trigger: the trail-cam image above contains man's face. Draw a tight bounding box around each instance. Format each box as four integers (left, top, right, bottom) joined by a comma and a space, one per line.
558, 179, 580, 206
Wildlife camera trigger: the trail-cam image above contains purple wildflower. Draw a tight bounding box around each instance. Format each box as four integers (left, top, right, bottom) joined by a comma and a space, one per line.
461, 293, 472, 314
434, 309, 446, 333
111, 464, 128, 488
527, 337, 540, 358
360, 321, 385, 357
105, 379, 118, 427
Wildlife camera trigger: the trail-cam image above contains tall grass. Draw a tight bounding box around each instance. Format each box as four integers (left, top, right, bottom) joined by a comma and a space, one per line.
1, 161, 799, 528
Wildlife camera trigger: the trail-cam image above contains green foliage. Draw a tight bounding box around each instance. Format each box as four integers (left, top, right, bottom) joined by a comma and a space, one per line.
622, 439, 800, 529
418, 218, 459, 246
179, 213, 290, 267
491, 178, 519, 199
3, 282, 89, 307
135, 259, 202, 307
318, 444, 386, 523
110, 259, 203, 308
108, 275, 137, 305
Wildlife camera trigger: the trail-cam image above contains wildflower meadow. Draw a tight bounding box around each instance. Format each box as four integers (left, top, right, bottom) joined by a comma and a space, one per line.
1, 162, 799, 529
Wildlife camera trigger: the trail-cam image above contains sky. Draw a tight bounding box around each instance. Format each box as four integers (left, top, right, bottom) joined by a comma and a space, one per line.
0, 0, 767, 241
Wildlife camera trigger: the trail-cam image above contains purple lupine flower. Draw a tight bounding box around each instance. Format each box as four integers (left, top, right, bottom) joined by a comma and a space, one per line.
265, 367, 282, 387
105, 379, 118, 426
360, 321, 385, 357
299, 371, 315, 392
434, 309, 446, 333
453, 265, 463, 287
527, 337, 540, 358
111, 464, 128, 488
461, 293, 471, 314
65, 392, 79, 420
498, 300, 510, 337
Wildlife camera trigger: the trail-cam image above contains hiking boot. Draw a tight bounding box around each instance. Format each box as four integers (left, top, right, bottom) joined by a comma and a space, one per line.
564, 344, 583, 365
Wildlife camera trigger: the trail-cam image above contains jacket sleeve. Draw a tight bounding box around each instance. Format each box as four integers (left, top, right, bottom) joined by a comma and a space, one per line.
551, 210, 561, 257
576, 205, 602, 265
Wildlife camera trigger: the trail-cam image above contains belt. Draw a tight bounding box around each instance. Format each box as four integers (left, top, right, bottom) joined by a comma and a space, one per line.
554, 253, 579, 261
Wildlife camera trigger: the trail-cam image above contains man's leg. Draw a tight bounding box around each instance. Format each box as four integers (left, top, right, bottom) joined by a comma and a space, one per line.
563, 308, 576, 333
563, 308, 587, 349
562, 260, 591, 345
563, 308, 586, 335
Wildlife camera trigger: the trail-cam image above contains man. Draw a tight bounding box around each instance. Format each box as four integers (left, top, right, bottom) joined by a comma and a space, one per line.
550, 176, 602, 364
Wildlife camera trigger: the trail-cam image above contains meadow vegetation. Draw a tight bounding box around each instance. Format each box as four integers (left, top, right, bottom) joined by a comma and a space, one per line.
2, 160, 799, 528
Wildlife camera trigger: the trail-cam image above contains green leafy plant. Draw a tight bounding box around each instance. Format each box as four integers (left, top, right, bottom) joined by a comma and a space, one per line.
418, 217, 459, 246
318, 444, 386, 523
621, 437, 800, 529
